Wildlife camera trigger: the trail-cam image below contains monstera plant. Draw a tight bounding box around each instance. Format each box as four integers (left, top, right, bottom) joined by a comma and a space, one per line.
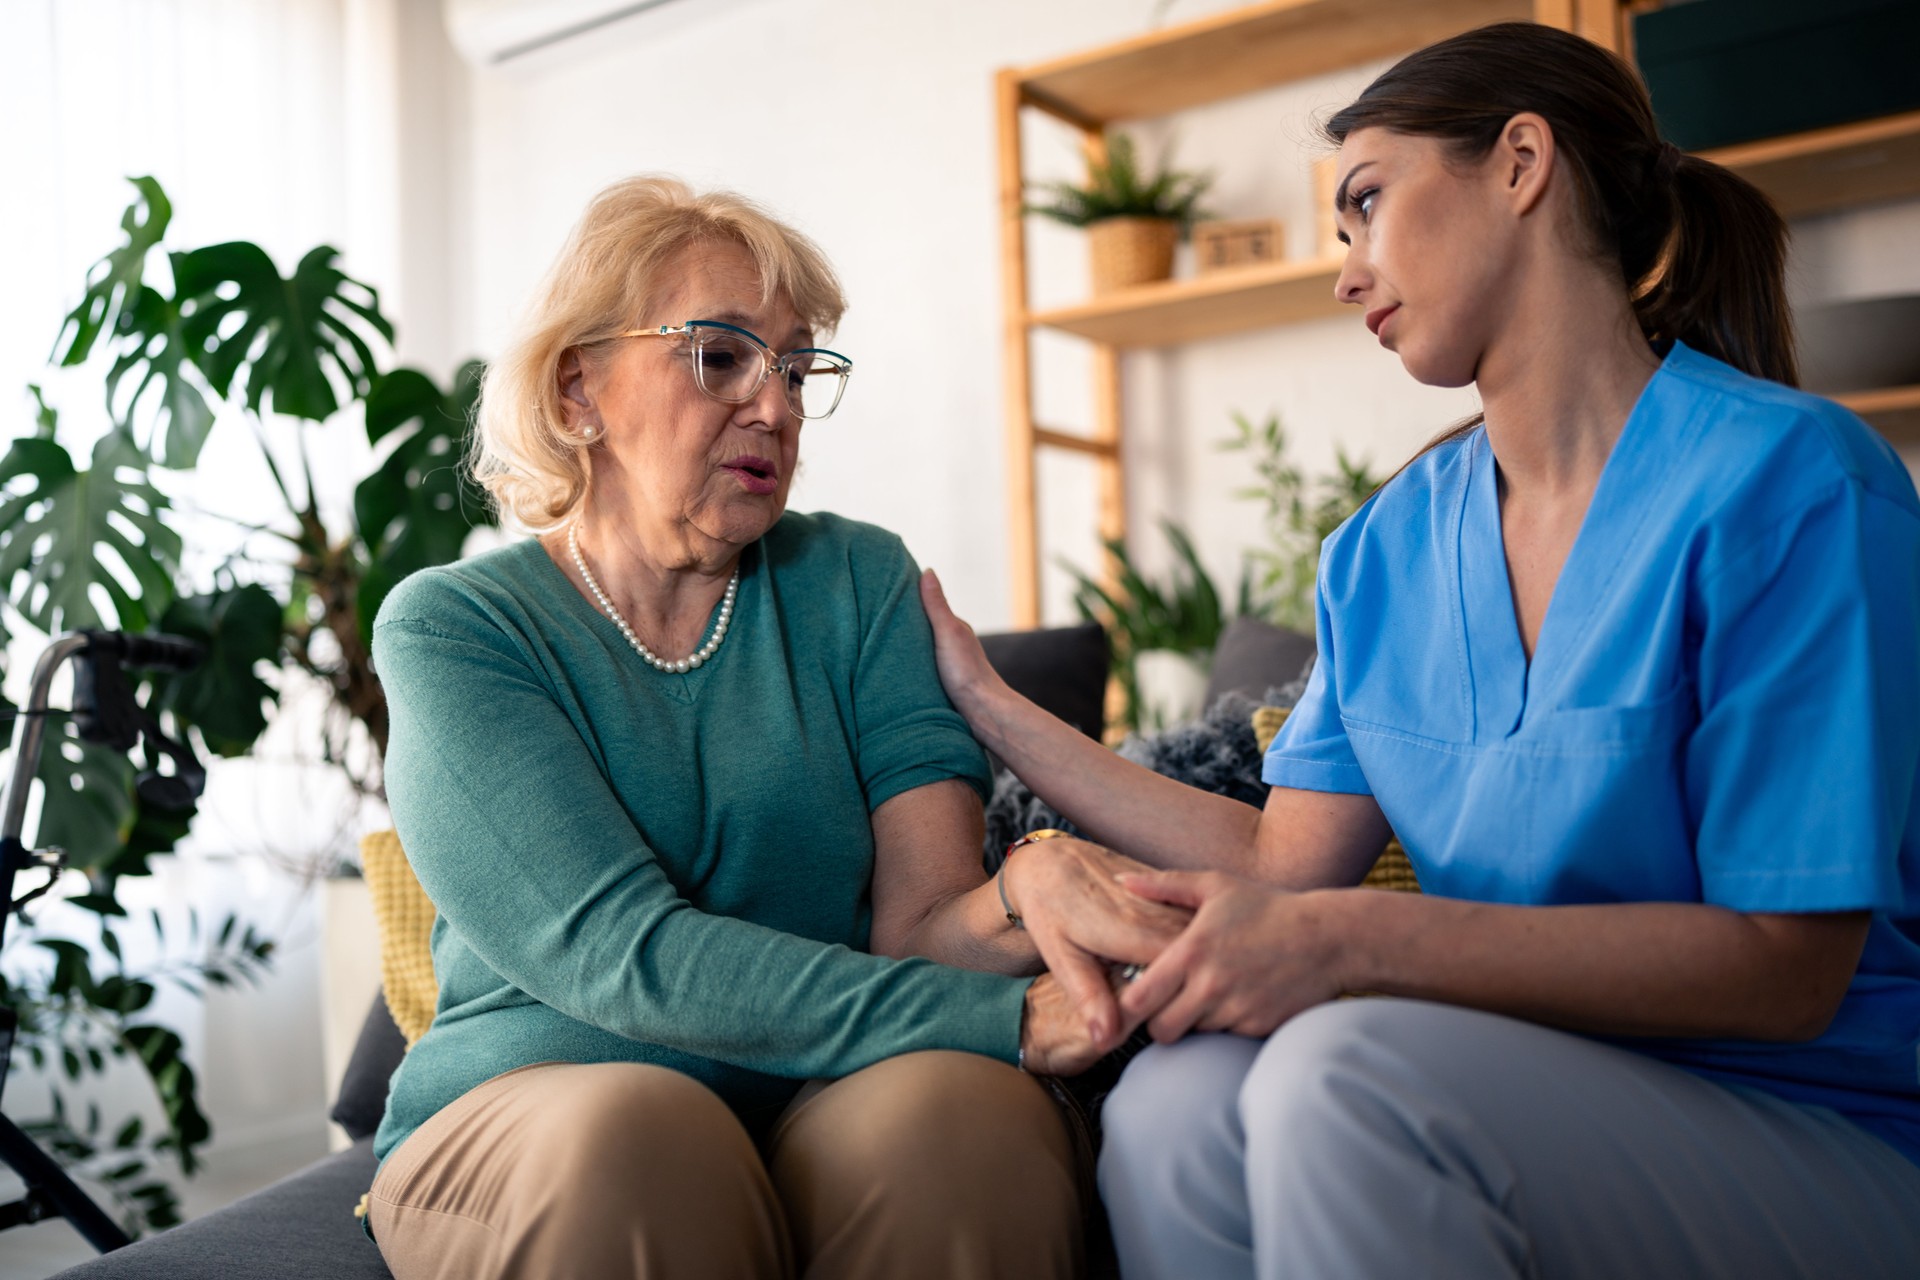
0, 177, 492, 1233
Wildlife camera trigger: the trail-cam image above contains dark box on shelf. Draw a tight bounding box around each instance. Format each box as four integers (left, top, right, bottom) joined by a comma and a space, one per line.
1633, 0, 1920, 152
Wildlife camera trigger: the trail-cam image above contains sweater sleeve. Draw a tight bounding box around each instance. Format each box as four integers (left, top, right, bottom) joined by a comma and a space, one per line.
374, 574, 1028, 1078
846, 530, 993, 810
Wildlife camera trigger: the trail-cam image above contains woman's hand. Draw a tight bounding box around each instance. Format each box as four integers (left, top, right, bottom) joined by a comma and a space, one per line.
1020, 972, 1138, 1076
918, 569, 1005, 723
1115, 869, 1353, 1043
1005, 838, 1192, 1048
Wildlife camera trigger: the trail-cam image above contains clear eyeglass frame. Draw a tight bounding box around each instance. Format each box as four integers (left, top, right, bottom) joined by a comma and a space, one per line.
618, 319, 853, 420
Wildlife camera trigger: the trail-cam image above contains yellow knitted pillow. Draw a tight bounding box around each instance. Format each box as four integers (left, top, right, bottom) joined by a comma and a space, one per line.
357, 829, 440, 1047
1251, 707, 1420, 893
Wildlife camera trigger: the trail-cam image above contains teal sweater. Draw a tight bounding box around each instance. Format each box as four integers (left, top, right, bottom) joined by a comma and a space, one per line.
370, 513, 1028, 1162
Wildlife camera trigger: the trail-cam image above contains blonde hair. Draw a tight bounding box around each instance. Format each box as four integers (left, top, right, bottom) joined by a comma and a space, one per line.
472, 175, 848, 530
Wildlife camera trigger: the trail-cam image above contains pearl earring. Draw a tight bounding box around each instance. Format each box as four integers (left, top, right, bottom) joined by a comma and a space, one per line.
582, 424, 597, 441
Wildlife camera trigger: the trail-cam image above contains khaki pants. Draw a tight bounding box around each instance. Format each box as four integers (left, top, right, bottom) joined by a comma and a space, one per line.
368, 1051, 1084, 1280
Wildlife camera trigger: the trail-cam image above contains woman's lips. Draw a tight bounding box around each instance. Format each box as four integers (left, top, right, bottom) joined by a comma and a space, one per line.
1365, 304, 1400, 339
722, 456, 779, 495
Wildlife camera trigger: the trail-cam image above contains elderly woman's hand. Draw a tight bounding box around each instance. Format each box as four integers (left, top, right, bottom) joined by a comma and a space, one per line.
1113, 869, 1352, 1044
1004, 837, 1193, 1048
1019, 971, 1139, 1076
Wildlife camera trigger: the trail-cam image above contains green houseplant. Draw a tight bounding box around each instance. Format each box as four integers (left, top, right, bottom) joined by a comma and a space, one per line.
1221, 410, 1382, 633
0, 176, 493, 1235
1064, 521, 1250, 732
1027, 132, 1214, 293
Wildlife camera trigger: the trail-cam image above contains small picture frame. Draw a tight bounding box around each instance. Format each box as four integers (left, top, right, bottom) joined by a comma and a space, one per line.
1192, 218, 1284, 273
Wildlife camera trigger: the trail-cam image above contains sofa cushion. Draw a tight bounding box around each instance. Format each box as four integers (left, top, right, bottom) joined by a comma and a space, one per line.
1202, 615, 1315, 707
330, 994, 407, 1142
978, 622, 1109, 741
48, 1140, 391, 1280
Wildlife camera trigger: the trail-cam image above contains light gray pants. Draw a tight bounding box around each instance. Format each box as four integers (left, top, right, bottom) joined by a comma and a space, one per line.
1098, 999, 1920, 1279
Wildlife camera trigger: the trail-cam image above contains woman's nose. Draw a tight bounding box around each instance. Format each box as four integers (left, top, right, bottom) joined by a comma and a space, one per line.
744, 367, 793, 430
1334, 249, 1368, 306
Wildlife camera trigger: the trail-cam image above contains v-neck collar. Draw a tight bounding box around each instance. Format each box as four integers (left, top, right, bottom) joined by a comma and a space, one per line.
1456, 342, 1699, 738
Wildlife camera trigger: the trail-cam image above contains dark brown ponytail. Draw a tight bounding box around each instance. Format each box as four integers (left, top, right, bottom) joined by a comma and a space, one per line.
1322, 21, 1797, 387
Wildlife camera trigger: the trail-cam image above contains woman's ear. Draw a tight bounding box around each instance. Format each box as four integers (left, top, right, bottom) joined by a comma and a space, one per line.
557, 347, 592, 424
1497, 112, 1555, 218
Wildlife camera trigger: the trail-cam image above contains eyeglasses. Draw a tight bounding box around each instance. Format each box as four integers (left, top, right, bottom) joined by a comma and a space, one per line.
618, 320, 853, 420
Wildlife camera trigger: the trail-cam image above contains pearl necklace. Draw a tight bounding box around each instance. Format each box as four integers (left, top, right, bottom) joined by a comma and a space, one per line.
568, 524, 739, 674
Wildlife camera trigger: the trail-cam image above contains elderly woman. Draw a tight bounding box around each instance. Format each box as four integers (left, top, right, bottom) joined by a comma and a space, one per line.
362, 177, 1152, 1280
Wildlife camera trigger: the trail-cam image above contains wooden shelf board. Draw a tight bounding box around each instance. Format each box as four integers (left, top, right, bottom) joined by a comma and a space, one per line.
1031, 256, 1347, 346
1015, 0, 1531, 126
1836, 384, 1920, 439
1701, 110, 1920, 219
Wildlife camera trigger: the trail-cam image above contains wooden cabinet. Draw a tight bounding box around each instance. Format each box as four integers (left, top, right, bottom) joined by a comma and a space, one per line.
996, 1, 1920, 625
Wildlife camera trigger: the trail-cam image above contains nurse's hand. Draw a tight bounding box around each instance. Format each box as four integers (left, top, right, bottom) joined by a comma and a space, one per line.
1005, 837, 1193, 1048
1114, 869, 1349, 1043
919, 569, 1006, 723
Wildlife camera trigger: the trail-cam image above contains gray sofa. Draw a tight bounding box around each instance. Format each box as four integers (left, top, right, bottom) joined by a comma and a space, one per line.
49, 994, 403, 1280
48, 616, 1313, 1279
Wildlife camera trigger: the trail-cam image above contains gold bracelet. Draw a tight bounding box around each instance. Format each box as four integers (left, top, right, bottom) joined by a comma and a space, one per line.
997, 828, 1069, 929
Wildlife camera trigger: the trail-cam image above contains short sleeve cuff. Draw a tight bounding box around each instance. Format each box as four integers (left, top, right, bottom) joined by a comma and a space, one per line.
867, 761, 993, 811
860, 714, 993, 811
1698, 864, 1903, 915
1262, 753, 1373, 795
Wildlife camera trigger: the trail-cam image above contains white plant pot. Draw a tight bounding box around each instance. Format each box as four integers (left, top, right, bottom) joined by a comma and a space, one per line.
1134, 648, 1212, 730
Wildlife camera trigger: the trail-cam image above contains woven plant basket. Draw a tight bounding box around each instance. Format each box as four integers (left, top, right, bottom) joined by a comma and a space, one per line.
1088, 216, 1179, 294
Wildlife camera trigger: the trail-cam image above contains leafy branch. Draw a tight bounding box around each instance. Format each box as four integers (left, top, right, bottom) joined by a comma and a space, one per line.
1063, 522, 1251, 732
1221, 411, 1382, 633
1, 909, 274, 1236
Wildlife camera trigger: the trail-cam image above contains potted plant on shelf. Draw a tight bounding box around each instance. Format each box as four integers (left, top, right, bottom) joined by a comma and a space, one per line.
1027, 133, 1214, 294
1064, 521, 1248, 732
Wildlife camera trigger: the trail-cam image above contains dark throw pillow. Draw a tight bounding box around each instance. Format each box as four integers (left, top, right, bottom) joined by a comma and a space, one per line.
329, 992, 407, 1142
1202, 615, 1315, 708
979, 621, 1110, 741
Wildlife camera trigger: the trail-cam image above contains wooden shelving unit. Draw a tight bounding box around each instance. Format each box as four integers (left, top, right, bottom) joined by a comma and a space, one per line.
1701, 109, 1920, 219
998, 1, 1920, 625
1030, 256, 1347, 347
997, 0, 1620, 626
1016, 0, 1532, 127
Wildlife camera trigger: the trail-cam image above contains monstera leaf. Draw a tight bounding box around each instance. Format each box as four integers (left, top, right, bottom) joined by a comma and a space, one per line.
0, 431, 179, 635
33, 724, 138, 874
150, 585, 283, 758
49, 180, 215, 468
51, 177, 172, 369
172, 241, 392, 423
354, 360, 493, 641
104, 285, 217, 469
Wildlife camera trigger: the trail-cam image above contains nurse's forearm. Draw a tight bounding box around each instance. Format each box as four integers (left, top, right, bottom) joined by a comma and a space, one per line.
1333, 892, 1871, 1042
965, 679, 1265, 872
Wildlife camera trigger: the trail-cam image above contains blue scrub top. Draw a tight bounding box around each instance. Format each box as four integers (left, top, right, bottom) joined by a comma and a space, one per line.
1265, 341, 1920, 1165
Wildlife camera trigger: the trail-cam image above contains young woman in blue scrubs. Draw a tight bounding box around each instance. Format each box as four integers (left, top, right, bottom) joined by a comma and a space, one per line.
922, 21, 1920, 1278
